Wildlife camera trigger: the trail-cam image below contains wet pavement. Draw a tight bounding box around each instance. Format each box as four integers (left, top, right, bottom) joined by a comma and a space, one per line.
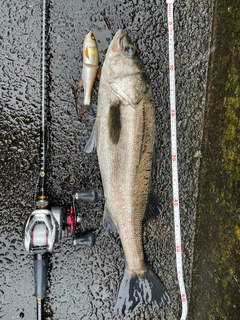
0, 0, 226, 319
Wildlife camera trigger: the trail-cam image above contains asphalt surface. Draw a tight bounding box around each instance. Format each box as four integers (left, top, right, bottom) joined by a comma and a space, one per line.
0, 1, 214, 319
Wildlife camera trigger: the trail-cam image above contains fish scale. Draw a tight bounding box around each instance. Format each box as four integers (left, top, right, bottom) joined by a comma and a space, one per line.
85, 29, 171, 314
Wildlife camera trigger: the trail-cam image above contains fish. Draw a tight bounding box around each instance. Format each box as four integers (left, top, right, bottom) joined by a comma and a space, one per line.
85, 29, 171, 313
78, 31, 100, 111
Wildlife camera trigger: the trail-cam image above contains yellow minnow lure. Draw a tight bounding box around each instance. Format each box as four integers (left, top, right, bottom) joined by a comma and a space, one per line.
78, 31, 100, 106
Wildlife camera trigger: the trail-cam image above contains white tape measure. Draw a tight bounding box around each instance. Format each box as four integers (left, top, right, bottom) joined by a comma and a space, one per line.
166, 1, 188, 319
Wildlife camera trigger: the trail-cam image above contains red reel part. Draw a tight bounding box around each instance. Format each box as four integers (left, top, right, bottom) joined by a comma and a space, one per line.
67, 205, 76, 233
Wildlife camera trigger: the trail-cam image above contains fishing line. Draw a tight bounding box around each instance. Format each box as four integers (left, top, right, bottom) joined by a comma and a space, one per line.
22, 2, 99, 319
166, 1, 188, 319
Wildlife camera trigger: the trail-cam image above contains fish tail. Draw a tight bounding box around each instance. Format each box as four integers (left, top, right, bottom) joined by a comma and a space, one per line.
84, 104, 95, 117
116, 267, 171, 314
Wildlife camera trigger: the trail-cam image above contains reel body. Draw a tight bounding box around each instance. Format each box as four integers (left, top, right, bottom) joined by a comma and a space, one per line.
22, 188, 98, 319
23, 188, 98, 254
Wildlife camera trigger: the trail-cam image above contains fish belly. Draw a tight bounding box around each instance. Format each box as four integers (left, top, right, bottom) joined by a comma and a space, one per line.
82, 65, 98, 106
97, 84, 155, 273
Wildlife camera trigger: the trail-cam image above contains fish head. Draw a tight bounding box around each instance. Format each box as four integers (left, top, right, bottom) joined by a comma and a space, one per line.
103, 29, 149, 106
110, 29, 134, 53
105, 29, 143, 76
83, 31, 99, 63
84, 31, 97, 49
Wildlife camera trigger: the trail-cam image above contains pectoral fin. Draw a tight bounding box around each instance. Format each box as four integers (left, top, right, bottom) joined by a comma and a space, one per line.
144, 191, 161, 223
84, 118, 99, 153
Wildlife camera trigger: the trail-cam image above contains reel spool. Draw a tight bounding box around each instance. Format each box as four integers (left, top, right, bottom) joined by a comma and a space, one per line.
32, 224, 48, 247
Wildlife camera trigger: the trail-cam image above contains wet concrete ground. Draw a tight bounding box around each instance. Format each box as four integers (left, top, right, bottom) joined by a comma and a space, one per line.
0, 0, 228, 319
189, 0, 240, 319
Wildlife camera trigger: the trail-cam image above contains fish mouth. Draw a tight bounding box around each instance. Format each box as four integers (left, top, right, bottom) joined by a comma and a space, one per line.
111, 29, 125, 52
111, 29, 133, 52
85, 31, 96, 43
84, 31, 97, 49
87, 31, 93, 37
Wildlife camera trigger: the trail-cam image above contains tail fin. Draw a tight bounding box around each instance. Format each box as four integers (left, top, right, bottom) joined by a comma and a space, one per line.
116, 267, 171, 314
83, 104, 95, 117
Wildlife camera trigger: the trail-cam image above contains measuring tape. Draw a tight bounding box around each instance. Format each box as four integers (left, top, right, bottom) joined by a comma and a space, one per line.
166, 1, 188, 319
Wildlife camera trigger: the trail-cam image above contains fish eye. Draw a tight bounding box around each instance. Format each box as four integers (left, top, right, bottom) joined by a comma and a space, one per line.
123, 45, 136, 56
91, 36, 95, 40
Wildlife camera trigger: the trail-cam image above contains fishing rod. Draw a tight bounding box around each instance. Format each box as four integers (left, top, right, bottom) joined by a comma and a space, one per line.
22, 1, 98, 319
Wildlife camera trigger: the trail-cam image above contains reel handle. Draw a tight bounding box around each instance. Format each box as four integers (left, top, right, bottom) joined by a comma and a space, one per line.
74, 231, 96, 248
74, 188, 99, 204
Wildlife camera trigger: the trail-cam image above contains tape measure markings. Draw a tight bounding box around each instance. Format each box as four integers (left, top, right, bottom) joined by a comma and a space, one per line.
166, 1, 188, 319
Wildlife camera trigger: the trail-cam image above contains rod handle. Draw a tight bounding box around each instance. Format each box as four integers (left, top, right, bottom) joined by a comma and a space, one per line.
34, 253, 48, 299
